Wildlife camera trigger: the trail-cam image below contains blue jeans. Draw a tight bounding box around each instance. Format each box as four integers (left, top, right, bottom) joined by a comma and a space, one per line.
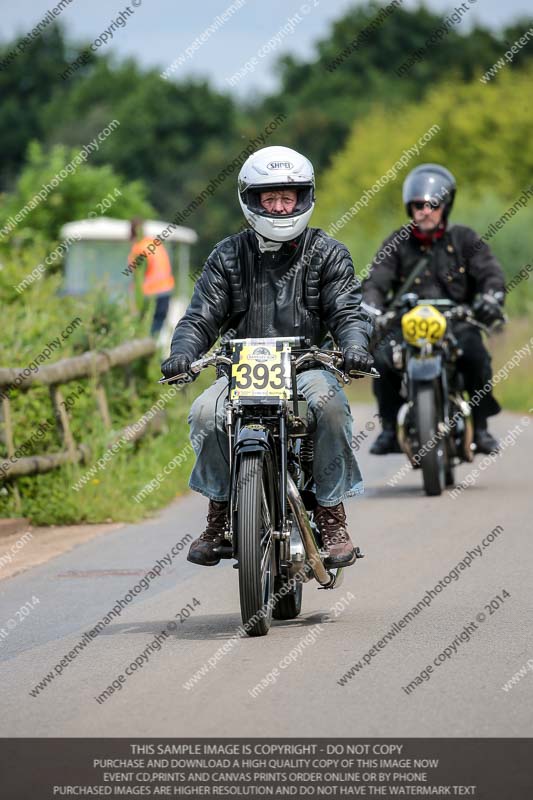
186, 369, 363, 508
150, 292, 171, 336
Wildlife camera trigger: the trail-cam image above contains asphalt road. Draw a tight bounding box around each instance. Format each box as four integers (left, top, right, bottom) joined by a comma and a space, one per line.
1, 405, 532, 737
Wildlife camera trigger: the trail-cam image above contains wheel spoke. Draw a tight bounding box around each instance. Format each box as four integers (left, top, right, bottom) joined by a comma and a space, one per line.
261, 485, 271, 530
260, 535, 273, 580
260, 527, 270, 549
260, 483, 272, 537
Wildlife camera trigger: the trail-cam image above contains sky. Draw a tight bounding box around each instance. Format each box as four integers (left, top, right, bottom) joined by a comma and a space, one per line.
1, 0, 532, 96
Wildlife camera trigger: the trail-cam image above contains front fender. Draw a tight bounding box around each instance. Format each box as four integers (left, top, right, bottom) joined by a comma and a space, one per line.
233, 425, 273, 456
407, 355, 442, 382
231, 426, 280, 546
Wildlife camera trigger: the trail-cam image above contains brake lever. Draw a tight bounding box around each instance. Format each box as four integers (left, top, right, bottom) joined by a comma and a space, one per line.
489, 315, 506, 333
158, 372, 192, 384
468, 318, 491, 334
315, 354, 381, 382
157, 372, 191, 383
310, 352, 350, 383
348, 367, 381, 379
325, 363, 351, 384
158, 352, 233, 384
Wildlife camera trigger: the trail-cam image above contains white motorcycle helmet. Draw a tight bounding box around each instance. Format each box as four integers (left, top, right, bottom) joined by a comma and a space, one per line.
238, 145, 315, 242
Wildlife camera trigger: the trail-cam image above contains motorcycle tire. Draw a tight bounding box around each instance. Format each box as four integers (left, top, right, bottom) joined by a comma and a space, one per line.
236, 451, 276, 636
415, 382, 445, 497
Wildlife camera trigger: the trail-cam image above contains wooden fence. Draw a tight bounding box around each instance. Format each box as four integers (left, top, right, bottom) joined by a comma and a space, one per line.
0, 339, 164, 500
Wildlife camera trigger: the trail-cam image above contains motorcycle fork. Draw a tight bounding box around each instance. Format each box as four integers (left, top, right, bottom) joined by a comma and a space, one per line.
227, 407, 241, 544
228, 409, 284, 569
278, 408, 288, 535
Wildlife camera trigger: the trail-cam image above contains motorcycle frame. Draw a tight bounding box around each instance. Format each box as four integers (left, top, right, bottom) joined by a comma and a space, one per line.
224, 356, 337, 588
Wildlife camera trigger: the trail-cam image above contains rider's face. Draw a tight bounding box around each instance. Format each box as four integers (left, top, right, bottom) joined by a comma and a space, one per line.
411, 200, 444, 231
260, 189, 298, 215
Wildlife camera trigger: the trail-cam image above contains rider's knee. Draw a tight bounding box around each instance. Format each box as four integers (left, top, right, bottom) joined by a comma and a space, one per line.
188, 396, 214, 432
316, 390, 350, 427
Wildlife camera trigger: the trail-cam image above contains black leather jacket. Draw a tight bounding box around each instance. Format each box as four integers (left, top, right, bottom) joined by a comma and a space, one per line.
362, 223, 505, 311
170, 227, 373, 360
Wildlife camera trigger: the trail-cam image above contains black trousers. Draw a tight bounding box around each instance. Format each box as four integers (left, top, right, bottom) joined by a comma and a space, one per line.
372, 323, 501, 427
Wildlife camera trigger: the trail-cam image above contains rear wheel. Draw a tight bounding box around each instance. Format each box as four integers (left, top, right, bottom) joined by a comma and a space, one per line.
415, 383, 445, 496
444, 452, 455, 487
236, 451, 276, 636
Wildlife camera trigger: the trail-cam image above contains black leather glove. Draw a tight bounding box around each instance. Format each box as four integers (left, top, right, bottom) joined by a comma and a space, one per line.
342, 345, 374, 379
160, 354, 194, 384
472, 293, 505, 326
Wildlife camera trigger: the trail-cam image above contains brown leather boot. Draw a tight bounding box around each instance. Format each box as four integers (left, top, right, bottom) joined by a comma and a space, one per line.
187, 500, 232, 566
314, 502, 356, 567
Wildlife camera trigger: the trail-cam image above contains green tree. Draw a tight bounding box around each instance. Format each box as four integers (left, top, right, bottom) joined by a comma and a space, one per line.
314, 64, 533, 315
41, 59, 240, 224
0, 141, 153, 254
255, 2, 533, 173
0, 24, 92, 188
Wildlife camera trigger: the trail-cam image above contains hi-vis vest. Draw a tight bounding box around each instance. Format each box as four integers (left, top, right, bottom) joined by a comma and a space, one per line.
128, 236, 175, 296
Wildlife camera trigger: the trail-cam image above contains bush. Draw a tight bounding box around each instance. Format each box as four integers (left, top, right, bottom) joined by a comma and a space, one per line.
314, 64, 533, 318
0, 141, 153, 253
0, 251, 212, 523
0, 169, 209, 523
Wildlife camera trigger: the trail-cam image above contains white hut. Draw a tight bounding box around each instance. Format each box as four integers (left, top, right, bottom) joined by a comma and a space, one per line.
59, 217, 197, 299
59, 217, 198, 349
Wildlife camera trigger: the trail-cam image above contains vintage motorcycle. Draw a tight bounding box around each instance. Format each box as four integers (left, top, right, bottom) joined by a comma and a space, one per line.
378, 294, 493, 496
161, 336, 377, 637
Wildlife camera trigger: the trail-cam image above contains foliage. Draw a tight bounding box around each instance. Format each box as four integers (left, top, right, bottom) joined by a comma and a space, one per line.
1, 5, 532, 522
0, 24, 92, 187
38, 57, 243, 262
489, 320, 533, 413
313, 64, 533, 315
0, 238, 213, 523
0, 141, 153, 253
0, 392, 198, 525
2, 7, 532, 259
256, 3, 533, 172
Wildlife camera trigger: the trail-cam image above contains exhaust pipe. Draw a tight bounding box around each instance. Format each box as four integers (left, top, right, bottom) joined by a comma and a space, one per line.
397, 402, 417, 465
286, 474, 335, 588
450, 395, 475, 462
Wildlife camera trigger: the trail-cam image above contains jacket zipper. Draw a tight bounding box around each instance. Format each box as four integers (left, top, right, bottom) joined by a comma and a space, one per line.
293, 266, 300, 329
257, 253, 263, 335
294, 229, 314, 329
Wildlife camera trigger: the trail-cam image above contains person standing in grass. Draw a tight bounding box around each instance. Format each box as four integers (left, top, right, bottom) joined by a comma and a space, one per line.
127, 218, 175, 336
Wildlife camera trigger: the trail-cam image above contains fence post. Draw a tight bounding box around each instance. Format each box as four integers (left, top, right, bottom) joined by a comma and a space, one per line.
94, 381, 112, 429
49, 385, 76, 458
1, 396, 22, 510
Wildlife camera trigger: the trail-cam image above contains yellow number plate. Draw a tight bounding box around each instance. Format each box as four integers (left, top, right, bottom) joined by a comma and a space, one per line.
230, 339, 292, 400
401, 304, 447, 346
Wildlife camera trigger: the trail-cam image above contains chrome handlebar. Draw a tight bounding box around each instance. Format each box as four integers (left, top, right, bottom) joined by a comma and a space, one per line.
159, 346, 380, 384
293, 346, 380, 382
378, 302, 494, 336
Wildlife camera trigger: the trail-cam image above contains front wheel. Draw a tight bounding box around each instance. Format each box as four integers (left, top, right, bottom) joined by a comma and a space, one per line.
236, 451, 276, 636
415, 382, 445, 497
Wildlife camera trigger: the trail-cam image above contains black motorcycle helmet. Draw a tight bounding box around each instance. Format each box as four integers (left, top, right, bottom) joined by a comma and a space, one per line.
402, 164, 456, 219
